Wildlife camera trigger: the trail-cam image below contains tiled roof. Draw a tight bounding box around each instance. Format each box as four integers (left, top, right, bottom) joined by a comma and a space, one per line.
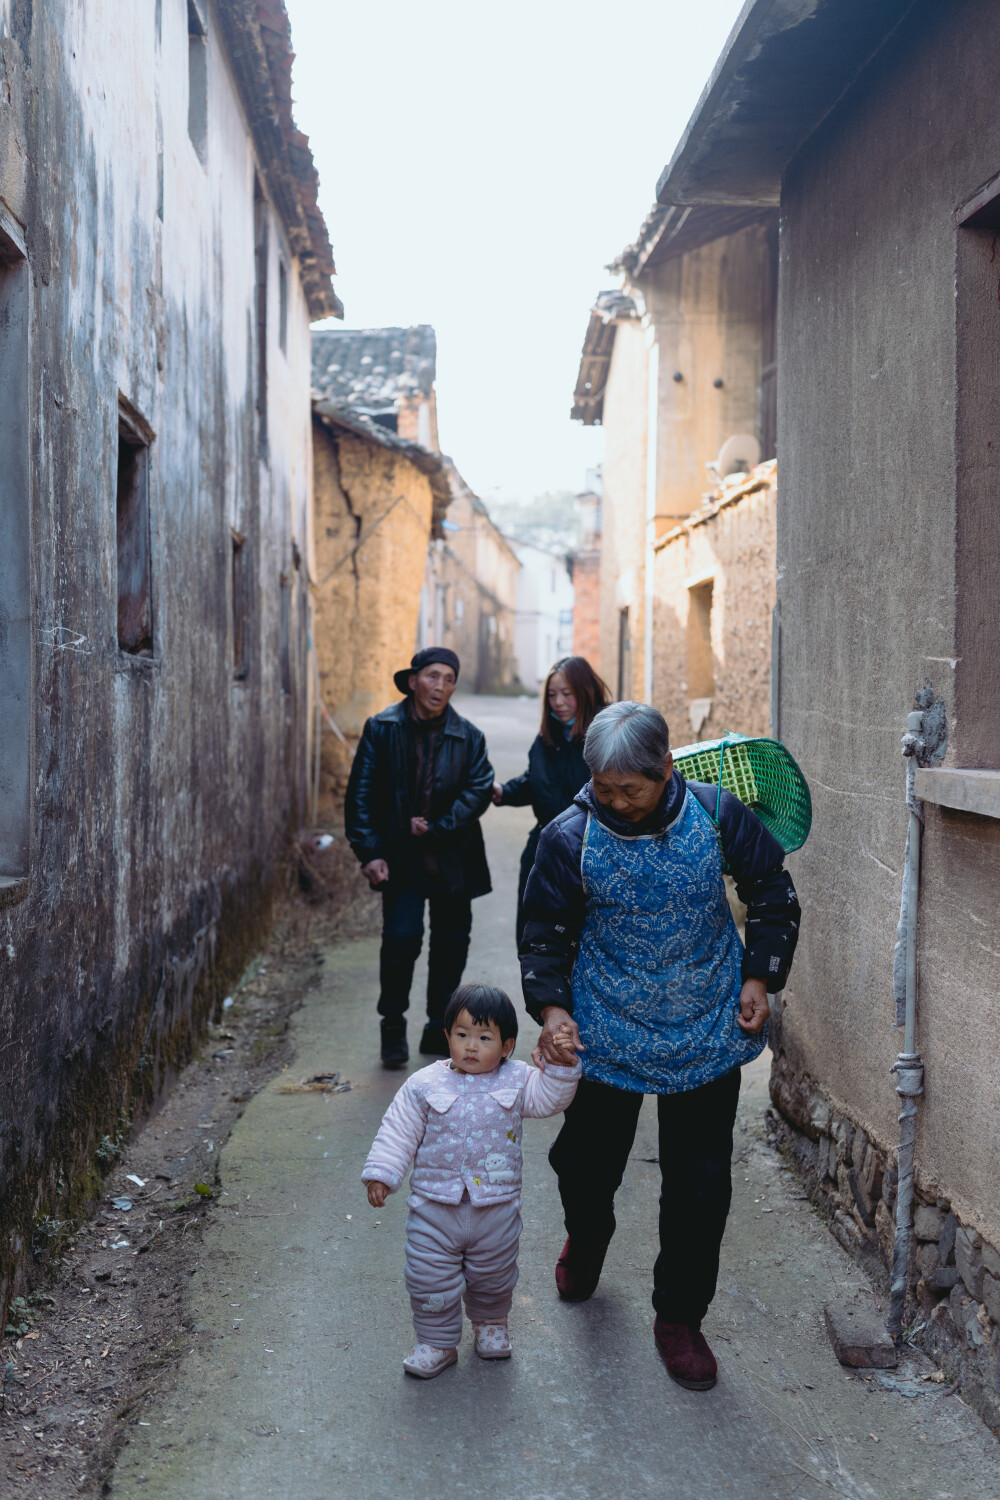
311, 326, 436, 410
570, 292, 638, 425
610, 202, 773, 279
217, 0, 341, 320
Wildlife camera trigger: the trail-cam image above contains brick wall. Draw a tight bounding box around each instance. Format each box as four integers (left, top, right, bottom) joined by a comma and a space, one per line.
571, 550, 601, 669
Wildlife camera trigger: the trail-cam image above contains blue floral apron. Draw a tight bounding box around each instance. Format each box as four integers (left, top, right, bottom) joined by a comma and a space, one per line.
572, 789, 766, 1093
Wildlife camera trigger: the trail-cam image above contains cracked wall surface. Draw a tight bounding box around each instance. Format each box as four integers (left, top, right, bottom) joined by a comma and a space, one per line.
771, 0, 1000, 1418
311, 421, 434, 804
0, 0, 316, 1310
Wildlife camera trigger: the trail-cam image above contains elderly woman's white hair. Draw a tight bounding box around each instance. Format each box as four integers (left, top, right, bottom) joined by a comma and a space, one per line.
583, 701, 671, 782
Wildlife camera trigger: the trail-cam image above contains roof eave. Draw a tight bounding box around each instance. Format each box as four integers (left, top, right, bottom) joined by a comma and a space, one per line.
570, 296, 636, 426
655, 0, 917, 207
312, 399, 450, 535
217, 0, 341, 320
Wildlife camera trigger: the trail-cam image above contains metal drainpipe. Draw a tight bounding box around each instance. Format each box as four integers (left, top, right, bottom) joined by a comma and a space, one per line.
887, 708, 926, 1341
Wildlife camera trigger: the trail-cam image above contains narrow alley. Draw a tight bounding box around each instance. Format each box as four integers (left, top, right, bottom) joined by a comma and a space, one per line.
106, 699, 1000, 1500
5, 4, 1000, 1493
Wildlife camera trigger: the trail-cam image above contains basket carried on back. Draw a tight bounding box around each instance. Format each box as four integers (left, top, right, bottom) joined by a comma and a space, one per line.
672, 732, 812, 855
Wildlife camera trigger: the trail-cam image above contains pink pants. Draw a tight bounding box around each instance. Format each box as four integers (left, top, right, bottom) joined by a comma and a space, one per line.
404, 1194, 521, 1346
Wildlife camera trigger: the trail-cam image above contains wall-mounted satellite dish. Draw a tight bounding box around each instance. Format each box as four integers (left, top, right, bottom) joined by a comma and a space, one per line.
713, 433, 761, 483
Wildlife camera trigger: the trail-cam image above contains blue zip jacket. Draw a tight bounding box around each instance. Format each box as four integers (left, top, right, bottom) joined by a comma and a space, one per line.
518, 772, 800, 1025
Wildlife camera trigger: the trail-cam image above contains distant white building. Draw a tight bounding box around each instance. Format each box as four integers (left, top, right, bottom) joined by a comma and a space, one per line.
511, 541, 574, 691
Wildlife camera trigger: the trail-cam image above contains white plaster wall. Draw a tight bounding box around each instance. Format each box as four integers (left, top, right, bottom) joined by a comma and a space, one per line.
512, 541, 573, 690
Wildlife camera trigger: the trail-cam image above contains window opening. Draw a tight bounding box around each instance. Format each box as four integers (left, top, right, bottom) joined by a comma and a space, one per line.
254, 175, 269, 458
955, 178, 1000, 766
279, 572, 292, 695
617, 606, 631, 701
117, 403, 154, 657
278, 257, 288, 354
187, 0, 208, 165
232, 528, 249, 680
0, 219, 29, 884
686, 580, 715, 702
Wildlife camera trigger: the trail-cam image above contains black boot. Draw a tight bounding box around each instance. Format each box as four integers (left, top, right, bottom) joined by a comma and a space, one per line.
380, 1020, 409, 1069
419, 1020, 450, 1057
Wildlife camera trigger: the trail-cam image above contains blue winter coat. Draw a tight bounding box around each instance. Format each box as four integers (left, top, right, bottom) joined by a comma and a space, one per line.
518, 773, 800, 1030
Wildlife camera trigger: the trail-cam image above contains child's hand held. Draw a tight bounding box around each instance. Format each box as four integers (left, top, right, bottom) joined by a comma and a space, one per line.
367, 1180, 389, 1208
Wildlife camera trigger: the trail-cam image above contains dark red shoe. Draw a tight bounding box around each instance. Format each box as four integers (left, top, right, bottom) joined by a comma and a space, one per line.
555, 1237, 610, 1302
654, 1318, 718, 1390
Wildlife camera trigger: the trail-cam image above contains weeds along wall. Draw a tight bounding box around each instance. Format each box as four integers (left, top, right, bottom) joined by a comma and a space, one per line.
771, 0, 1000, 1433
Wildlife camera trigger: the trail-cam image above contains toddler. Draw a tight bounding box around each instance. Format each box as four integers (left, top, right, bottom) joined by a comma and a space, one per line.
363, 983, 581, 1378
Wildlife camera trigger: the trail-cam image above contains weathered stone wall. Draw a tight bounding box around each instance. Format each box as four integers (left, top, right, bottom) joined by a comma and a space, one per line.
601, 224, 773, 705
777, 0, 1000, 1243
421, 489, 520, 693
0, 0, 315, 1308
652, 463, 775, 746
312, 422, 434, 803
772, 0, 1000, 1432
599, 318, 649, 698
642, 224, 774, 525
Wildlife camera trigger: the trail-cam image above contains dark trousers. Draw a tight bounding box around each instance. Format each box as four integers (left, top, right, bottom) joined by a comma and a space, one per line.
378, 884, 473, 1026
549, 1067, 741, 1326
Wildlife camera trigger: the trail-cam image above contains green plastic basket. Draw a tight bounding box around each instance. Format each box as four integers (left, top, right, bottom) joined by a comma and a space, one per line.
672, 732, 812, 854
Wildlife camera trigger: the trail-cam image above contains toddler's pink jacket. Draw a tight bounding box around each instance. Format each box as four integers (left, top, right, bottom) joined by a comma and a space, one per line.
362, 1056, 581, 1206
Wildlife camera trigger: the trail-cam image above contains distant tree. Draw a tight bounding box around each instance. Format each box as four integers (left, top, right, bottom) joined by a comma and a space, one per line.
486, 490, 580, 551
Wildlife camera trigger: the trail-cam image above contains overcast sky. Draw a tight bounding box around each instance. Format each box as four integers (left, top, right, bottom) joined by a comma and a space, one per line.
285, 0, 745, 505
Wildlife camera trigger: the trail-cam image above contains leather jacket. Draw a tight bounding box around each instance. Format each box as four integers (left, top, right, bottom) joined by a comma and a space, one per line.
345, 700, 494, 899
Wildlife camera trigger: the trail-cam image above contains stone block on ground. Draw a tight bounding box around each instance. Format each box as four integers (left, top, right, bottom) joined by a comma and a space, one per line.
849, 1167, 876, 1226
851, 1128, 869, 1171
917, 1241, 941, 1277
982, 1242, 1000, 1280
956, 1227, 984, 1300
938, 1211, 957, 1266
915, 1203, 945, 1242
823, 1301, 898, 1369
875, 1199, 895, 1266
982, 1273, 1000, 1325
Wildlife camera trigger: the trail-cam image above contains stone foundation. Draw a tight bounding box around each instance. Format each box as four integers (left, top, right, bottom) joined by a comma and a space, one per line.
768, 1049, 1000, 1435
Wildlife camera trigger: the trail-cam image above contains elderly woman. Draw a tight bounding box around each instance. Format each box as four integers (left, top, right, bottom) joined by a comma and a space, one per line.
519, 701, 800, 1391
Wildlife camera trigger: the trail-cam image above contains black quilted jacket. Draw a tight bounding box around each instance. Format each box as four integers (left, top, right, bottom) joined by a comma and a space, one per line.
499, 731, 591, 829
345, 701, 494, 899
519, 773, 801, 1023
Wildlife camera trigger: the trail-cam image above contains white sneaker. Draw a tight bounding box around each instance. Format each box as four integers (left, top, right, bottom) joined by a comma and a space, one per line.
473, 1321, 512, 1360
402, 1343, 458, 1379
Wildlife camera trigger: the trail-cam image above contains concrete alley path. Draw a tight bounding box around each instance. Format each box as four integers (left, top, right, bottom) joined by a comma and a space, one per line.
111, 695, 1000, 1500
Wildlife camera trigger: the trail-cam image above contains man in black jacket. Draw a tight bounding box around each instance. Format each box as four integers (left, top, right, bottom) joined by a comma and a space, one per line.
345, 648, 494, 1067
